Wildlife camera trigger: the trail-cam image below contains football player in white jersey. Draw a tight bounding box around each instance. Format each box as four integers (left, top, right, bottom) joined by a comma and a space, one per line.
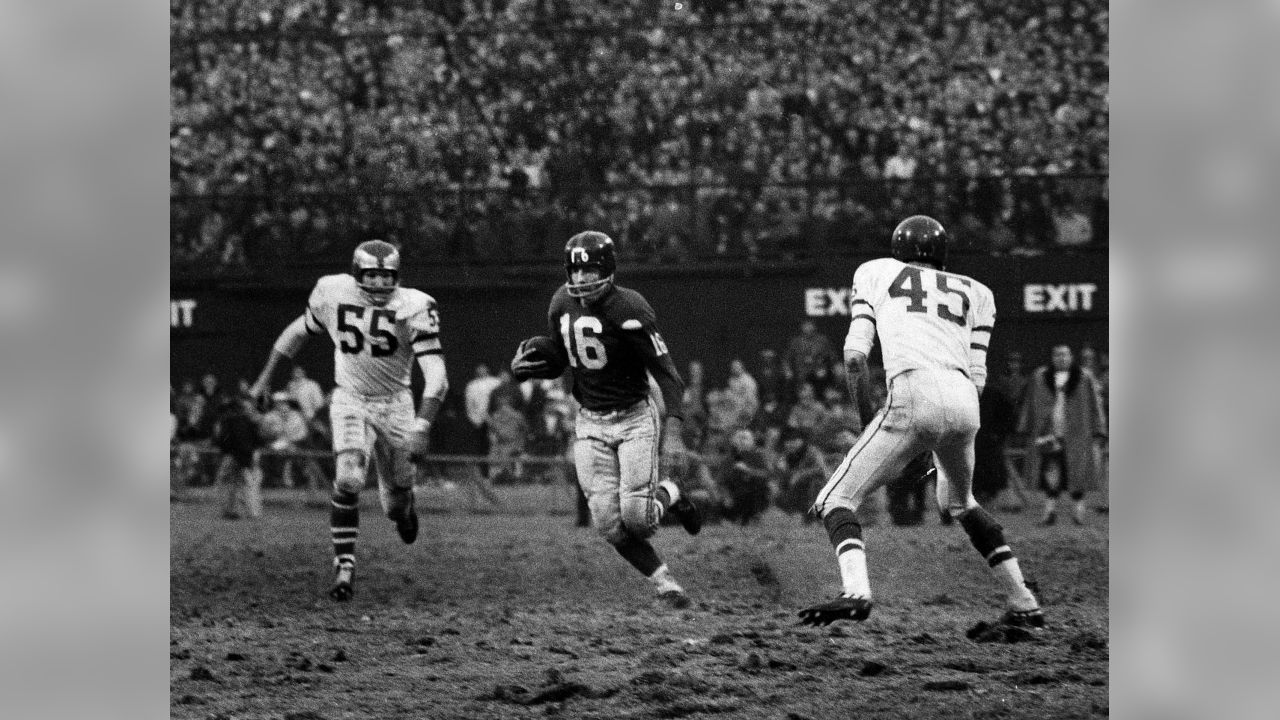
249, 240, 449, 601
798, 216, 1044, 629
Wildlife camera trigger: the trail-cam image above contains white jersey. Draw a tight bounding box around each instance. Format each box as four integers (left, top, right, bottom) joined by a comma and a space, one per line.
303, 274, 442, 396
843, 258, 995, 388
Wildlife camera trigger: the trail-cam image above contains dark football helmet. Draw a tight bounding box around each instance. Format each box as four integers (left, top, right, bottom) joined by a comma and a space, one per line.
890, 215, 949, 269
351, 239, 400, 305
564, 231, 616, 300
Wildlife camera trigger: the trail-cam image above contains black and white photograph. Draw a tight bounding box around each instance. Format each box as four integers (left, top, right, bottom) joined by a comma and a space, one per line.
168, 2, 1112, 717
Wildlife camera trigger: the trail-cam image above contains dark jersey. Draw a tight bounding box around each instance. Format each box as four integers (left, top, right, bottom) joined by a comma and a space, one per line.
547, 284, 685, 419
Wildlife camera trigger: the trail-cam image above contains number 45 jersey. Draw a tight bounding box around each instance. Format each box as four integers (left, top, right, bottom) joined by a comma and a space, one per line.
304, 274, 442, 396
844, 258, 995, 387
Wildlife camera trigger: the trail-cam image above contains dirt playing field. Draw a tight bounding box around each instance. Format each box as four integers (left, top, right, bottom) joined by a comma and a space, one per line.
170, 486, 1108, 719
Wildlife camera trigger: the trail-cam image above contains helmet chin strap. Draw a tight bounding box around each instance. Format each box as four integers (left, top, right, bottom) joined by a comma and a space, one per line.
566, 274, 612, 299
360, 284, 395, 305
358, 269, 397, 304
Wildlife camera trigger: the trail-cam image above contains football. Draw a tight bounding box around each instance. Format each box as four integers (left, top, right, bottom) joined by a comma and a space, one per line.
520, 335, 560, 361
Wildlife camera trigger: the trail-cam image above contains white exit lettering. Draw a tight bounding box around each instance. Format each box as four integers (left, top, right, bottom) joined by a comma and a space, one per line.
1023, 283, 1098, 312
171, 299, 197, 328
805, 287, 852, 317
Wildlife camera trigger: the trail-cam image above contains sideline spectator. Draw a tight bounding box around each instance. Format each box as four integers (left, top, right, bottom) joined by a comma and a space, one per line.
1018, 344, 1108, 526
464, 363, 502, 467
715, 428, 772, 526
783, 320, 837, 389
885, 452, 932, 527
974, 365, 1020, 506
680, 359, 709, 449
724, 357, 760, 423
173, 379, 204, 441
487, 394, 529, 483
772, 426, 831, 524
786, 381, 827, 436
1052, 200, 1095, 246
286, 365, 326, 421
260, 392, 328, 494
212, 394, 266, 520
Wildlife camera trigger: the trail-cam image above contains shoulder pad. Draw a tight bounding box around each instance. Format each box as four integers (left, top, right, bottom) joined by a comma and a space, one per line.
314, 273, 354, 293
310, 273, 354, 305
858, 257, 900, 275
388, 287, 432, 318
973, 279, 996, 301
602, 286, 655, 324
390, 289, 440, 332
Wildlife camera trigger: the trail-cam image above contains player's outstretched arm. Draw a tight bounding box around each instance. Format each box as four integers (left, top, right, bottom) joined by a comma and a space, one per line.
844, 349, 876, 427
415, 353, 448, 425
410, 352, 448, 455
249, 314, 311, 398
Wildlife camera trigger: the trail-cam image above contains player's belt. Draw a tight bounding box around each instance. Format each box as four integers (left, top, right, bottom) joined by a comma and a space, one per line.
580, 400, 646, 419
335, 387, 410, 403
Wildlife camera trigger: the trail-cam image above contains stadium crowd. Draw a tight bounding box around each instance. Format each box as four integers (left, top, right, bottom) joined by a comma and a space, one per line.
170, 0, 1108, 267
172, 320, 1109, 526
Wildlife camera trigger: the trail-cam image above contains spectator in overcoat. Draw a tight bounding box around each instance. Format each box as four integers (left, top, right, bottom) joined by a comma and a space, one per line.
1017, 344, 1108, 525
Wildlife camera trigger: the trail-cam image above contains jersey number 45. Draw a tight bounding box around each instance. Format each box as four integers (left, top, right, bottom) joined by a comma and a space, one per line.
887, 266, 971, 327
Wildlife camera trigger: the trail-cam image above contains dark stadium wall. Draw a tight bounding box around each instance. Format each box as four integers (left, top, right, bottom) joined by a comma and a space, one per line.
171, 254, 1107, 394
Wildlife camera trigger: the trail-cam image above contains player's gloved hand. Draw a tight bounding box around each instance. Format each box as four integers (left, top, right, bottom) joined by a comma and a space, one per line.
409, 418, 431, 457
510, 338, 554, 381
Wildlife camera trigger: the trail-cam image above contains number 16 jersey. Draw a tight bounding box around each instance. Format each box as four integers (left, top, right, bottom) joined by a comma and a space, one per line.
546, 283, 679, 414
844, 258, 995, 387
304, 274, 443, 396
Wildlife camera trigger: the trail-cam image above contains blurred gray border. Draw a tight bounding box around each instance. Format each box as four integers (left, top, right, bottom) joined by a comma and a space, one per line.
1113, 2, 1280, 719
0, 2, 168, 719
7, 0, 1269, 717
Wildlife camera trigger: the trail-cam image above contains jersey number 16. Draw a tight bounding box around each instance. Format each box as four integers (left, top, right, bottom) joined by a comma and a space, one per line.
560, 315, 608, 370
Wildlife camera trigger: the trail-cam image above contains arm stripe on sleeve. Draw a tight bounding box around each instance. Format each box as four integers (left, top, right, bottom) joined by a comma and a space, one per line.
305, 310, 326, 335
972, 325, 992, 333
852, 314, 876, 324
970, 342, 988, 351
414, 349, 443, 357
852, 299, 870, 308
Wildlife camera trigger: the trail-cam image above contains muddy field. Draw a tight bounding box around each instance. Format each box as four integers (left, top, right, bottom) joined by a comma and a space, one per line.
171, 486, 1108, 719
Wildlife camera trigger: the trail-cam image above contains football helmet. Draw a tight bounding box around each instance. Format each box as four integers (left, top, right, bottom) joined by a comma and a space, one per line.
351, 239, 400, 305
890, 215, 949, 269
564, 231, 616, 300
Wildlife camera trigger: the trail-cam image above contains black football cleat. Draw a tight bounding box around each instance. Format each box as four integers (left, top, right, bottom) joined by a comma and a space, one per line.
394, 494, 419, 545
657, 589, 691, 609
798, 595, 873, 626
329, 562, 355, 602
669, 496, 703, 536
1000, 607, 1046, 629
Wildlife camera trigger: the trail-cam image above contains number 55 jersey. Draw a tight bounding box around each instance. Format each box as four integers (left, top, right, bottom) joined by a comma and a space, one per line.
304, 274, 442, 396
844, 258, 995, 388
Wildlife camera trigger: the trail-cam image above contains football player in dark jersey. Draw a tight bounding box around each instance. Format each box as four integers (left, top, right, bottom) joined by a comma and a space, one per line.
512, 231, 703, 609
